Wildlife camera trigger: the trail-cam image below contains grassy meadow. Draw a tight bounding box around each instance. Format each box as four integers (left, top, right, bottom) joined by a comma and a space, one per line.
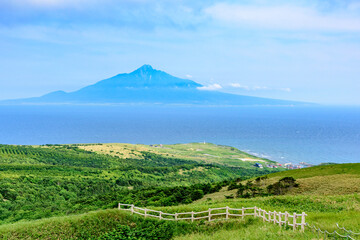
0, 143, 278, 225
1, 191, 359, 240
0, 143, 359, 239
77, 142, 272, 168
0, 208, 316, 240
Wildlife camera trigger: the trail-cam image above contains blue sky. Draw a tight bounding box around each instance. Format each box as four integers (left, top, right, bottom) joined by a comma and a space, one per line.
0, 0, 360, 104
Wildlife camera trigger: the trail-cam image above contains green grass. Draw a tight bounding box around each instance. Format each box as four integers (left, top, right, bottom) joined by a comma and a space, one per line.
0, 209, 300, 240
202, 163, 360, 203
265, 163, 360, 179
173, 224, 315, 240
1, 194, 359, 240
0, 143, 281, 225
78, 142, 276, 168
166, 163, 360, 239
162, 194, 360, 239
151, 142, 274, 167
262, 163, 360, 196
1, 145, 359, 239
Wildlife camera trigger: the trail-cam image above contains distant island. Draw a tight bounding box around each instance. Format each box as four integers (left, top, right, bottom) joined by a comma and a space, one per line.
1, 65, 310, 106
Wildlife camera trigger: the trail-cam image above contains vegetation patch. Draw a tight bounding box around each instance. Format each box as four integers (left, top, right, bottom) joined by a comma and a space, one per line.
0, 144, 279, 225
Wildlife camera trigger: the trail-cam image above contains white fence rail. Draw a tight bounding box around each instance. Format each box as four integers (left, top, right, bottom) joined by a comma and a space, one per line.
118, 203, 307, 231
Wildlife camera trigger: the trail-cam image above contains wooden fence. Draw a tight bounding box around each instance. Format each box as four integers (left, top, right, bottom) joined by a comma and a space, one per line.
306, 223, 359, 239
118, 203, 307, 232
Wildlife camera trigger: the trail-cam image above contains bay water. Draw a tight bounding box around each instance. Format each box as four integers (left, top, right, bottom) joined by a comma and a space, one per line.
0, 105, 359, 165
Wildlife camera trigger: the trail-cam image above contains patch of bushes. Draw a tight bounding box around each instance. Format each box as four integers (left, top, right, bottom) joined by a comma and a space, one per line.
267, 177, 299, 195
97, 221, 174, 240
225, 177, 299, 199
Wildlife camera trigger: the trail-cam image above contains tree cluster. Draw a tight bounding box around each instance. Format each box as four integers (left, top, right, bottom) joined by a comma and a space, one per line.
224, 176, 299, 199
0, 144, 246, 224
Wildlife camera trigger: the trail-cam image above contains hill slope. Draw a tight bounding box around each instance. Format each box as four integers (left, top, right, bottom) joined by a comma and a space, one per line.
196, 163, 360, 203
0, 143, 279, 225
1, 65, 307, 106
0, 208, 319, 240
76, 142, 275, 168
1, 178, 359, 239
262, 163, 360, 195
0, 153, 359, 239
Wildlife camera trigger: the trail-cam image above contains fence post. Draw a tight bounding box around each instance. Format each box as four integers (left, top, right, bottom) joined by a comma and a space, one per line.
191, 211, 194, 222
131, 204, 134, 214
160, 211, 162, 220
226, 206, 229, 220
278, 212, 282, 227
118, 203, 121, 210
208, 208, 211, 221
293, 212, 296, 231
145, 208, 147, 218
254, 206, 257, 218
242, 207, 244, 219
175, 213, 178, 221
317, 228, 320, 238
273, 211, 277, 224
268, 211, 271, 222
263, 210, 266, 222
301, 212, 306, 232
285, 211, 288, 226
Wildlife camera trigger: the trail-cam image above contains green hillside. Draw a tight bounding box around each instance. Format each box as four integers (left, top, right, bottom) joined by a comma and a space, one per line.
265, 163, 360, 179
176, 164, 360, 239
1, 144, 359, 239
0, 207, 324, 240
263, 163, 360, 195
0, 143, 278, 225
77, 142, 274, 168
194, 163, 360, 204
0, 192, 359, 239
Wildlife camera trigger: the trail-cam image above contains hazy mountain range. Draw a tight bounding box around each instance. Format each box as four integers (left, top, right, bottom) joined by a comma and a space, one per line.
1, 65, 307, 106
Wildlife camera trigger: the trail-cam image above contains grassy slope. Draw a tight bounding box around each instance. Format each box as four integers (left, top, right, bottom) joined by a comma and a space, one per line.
172, 163, 360, 239
264, 163, 360, 179
1, 164, 360, 239
171, 196, 360, 239
0, 143, 277, 188
0, 207, 348, 240
0, 208, 315, 240
77, 142, 275, 168
1, 193, 359, 240
0, 143, 281, 226
195, 163, 360, 204
264, 163, 360, 195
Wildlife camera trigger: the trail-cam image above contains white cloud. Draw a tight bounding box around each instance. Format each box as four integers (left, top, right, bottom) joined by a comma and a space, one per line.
205, 3, 360, 32
228, 83, 291, 92
185, 74, 193, 78
253, 86, 269, 90
197, 83, 222, 91
7, 0, 104, 9
229, 83, 249, 90
280, 87, 292, 92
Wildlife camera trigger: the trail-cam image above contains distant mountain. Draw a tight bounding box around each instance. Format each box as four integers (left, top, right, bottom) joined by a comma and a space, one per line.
1, 65, 308, 106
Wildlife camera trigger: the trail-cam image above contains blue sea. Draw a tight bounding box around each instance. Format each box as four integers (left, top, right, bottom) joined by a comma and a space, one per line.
0, 105, 359, 165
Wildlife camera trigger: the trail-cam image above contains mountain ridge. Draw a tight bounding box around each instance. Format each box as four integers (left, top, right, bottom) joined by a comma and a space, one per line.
0, 65, 310, 106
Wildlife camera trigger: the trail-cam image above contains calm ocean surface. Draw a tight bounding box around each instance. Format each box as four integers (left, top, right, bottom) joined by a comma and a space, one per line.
0, 105, 359, 165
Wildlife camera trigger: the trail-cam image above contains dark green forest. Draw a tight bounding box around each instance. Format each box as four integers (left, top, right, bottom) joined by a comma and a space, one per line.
0, 144, 279, 224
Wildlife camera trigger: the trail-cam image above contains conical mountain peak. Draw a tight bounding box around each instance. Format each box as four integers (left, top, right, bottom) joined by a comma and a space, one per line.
1, 65, 306, 106
132, 64, 155, 75
86, 65, 202, 89
139, 64, 153, 71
